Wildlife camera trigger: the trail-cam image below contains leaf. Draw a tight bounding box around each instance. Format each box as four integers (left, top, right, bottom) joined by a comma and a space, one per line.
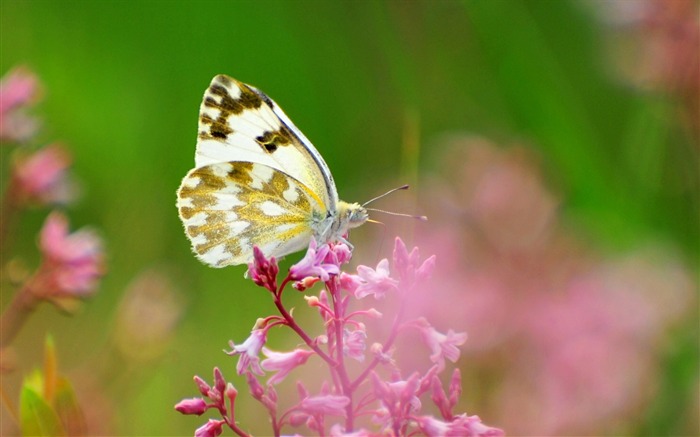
53, 376, 87, 436
19, 383, 66, 436
43, 335, 57, 404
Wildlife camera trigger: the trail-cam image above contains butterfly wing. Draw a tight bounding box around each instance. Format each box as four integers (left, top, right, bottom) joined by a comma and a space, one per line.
177, 161, 325, 267
195, 74, 338, 213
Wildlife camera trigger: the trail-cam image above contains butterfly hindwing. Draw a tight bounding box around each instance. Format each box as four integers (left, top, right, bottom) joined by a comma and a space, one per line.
177, 161, 323, 267
195, 74, 338, 212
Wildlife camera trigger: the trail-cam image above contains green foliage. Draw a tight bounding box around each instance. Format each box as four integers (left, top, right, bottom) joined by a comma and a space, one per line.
19, 337, 85, 436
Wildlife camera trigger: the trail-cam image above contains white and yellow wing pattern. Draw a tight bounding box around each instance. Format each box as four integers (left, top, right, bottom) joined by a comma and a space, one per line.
177, 75, 367, 267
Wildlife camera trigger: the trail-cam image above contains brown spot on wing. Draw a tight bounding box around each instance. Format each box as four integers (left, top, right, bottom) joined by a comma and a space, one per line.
201, 77, 264, 141
255, 126, 294, 153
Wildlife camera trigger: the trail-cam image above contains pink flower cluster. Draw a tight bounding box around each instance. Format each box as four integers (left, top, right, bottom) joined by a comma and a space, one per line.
403, 137, 695, 435
29, 212, 104, 301
175, 237, 504, 437
0, 65, 40, 143
0, 66, 105, 349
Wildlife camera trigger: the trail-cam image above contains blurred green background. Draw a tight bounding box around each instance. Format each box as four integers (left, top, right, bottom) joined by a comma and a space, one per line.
1, 0, 697, 436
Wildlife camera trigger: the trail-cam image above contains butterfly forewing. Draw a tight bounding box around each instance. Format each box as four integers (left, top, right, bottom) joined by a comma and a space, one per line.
195, 75, 337, 212
177, 162, 322, 267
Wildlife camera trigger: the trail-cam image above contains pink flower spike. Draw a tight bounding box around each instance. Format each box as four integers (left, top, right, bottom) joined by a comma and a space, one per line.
247, 246, 278, 291
194, 419, 224, 437
174, 397, 208, 416
12, 144, 74, 205
227, 329, 266, 376
34, 211, 104, 299
354, 259, 399, 299
261, 347, 314, 385
289, 238, 340, 282
299, 394, 350, 417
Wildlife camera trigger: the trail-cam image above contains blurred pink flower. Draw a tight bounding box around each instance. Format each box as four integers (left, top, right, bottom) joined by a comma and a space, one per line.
592, 0, 700, 138
343, 328, 367, 362
299, 394, 350, 417
415, 414, 505, 437
113, 269, 184, 362
0, 66, 40, 142
261, 347, 315, 385
414, 319, 467, 370
32, 211, 104, 299
401, 136, 695, 435
12, 144, 75, 206
354, 259, 398, 299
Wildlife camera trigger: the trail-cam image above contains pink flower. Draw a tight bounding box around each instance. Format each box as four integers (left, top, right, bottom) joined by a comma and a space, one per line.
0, 66, 40, 142
227, 329, 266, 375
343, 328, 367, 362
392, 237, 435, 286
326, 242, 352, 265
339, 272, 362, 293
415, 414, 504, 437
194, 419, 224, 437
289, 238, 340, 282
177, 368, 238, 433
247, 246, 278, 292
329, 424, 372, 436
261, 347, 315, 385
414, 319, 467, 369
12, 144, 74, 205
174, 397, 208, 415
33, 211, 104, 299
431, 369, 462, 419
354, 259, 398, 299
299, 394, 350, 417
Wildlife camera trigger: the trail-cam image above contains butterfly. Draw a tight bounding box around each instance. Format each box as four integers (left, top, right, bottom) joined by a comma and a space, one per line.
176, 74, 368, 267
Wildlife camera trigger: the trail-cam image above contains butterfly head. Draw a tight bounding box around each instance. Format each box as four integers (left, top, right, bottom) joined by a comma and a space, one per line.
338, 201, 369, 230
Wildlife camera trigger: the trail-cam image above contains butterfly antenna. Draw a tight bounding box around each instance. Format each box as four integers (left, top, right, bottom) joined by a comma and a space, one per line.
366, 208, 428, 222
362, 184, 410, 206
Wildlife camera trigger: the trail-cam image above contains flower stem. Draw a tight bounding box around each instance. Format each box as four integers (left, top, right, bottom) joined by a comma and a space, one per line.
0, 183, 20, 251
328, 279, 354, 431
349, 289, 409, 392
273, 275, 336, 366
0, 281, 39, 348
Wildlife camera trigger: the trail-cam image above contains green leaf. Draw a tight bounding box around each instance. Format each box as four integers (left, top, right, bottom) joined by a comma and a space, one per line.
53, 376, 87, 436
43, 335, 57, 404
19, 383, 66, 436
